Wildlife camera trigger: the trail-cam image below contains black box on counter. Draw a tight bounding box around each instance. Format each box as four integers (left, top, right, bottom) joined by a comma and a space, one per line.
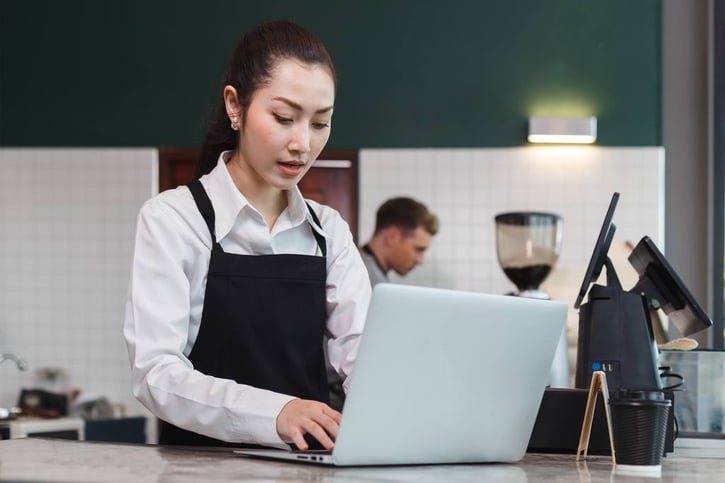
527, 387, 675, 455
18, 389, 68, 418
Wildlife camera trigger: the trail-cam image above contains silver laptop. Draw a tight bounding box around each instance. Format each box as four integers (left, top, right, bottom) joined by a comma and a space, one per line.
235, 283, 567, 466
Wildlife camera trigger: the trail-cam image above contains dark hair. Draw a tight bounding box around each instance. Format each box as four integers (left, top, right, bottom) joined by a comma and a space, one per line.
196, 20, 337, 177
374, 197, 440, 236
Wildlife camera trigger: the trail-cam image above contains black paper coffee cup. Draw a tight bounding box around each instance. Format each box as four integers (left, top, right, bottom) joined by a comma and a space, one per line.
610, 392, 670, 472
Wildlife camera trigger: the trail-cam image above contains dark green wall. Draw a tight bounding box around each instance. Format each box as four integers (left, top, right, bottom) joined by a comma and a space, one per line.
0, 0, 661, 149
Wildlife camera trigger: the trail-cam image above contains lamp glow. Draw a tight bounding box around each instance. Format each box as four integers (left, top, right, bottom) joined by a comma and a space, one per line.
528, 117, 597, 144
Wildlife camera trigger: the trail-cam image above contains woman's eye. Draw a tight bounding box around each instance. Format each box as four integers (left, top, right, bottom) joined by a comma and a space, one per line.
274, 114, 293, 125
312, 122, 330, 130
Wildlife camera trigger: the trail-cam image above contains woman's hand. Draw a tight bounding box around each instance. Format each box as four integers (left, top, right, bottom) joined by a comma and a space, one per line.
276, 399, 342, 451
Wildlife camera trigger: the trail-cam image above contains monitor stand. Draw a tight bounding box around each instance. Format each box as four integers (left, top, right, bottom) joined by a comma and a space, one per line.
574, 257, 662, 393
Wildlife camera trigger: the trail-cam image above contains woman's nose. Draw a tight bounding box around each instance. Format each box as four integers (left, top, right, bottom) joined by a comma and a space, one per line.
289, 125, 311, 155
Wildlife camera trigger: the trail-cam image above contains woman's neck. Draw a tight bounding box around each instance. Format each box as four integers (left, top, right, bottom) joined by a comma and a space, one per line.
226, 153, 287, 230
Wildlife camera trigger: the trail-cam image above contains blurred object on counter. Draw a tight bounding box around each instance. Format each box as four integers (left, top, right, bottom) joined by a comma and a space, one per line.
84, 415, 146, 443
659, 350, 725, 435
0, 416, 85, 440
495, 212, 563, 299
34, 367, 70, 394
17, 389, 68, 417
69, 395, 142, 443
495, 211, 568, 388
13, 366, 74, 418
659, 337, 699, 351
0, 406, 21, 421
71, 394, 125, 420
542, 266, 583, 387
0, 352, 28, 371
72, 397, 114, 419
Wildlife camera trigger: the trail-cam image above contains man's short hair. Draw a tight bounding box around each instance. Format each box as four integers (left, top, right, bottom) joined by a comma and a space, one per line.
374, 197, 439, 236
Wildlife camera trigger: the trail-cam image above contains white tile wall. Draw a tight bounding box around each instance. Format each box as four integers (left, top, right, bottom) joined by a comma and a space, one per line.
0, 148, 156, 426
359, 146, 664, 294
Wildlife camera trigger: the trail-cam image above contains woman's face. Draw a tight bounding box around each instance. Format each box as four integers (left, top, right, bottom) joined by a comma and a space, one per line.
233, 59, 335, 193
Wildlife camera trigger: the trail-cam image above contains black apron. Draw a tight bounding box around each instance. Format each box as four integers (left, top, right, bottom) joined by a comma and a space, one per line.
158, 180, 329, 447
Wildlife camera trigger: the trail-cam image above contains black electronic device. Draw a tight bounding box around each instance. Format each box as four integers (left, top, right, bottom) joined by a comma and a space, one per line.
574, 192, 619, 311
574, 192, 711, 394
527, 388, 676, 455
628, 236, 713, 336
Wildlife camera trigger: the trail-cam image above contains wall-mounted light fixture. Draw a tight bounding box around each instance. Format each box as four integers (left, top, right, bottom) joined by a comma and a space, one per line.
528, 116, 597, 144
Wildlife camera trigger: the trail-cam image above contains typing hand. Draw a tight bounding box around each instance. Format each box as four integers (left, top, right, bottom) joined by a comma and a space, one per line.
276, 399, 342, 451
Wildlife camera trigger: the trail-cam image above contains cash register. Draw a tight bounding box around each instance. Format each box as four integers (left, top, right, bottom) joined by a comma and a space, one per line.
528, 192, 713, 454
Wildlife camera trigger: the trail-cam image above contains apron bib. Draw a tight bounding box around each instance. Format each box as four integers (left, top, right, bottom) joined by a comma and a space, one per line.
159, 180, 328, 446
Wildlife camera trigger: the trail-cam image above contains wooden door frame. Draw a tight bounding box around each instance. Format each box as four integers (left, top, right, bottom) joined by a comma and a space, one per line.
312, 149, 359, 241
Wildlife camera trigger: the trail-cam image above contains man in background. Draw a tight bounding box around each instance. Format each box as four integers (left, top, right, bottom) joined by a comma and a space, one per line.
360, 197, 440, 286
326, 197, 439, 411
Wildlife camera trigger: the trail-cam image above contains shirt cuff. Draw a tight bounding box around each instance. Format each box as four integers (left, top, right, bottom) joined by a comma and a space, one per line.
233, 391, 297, 448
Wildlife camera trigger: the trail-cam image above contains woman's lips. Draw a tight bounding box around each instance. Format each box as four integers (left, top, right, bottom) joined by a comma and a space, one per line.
277, 161, 305, 177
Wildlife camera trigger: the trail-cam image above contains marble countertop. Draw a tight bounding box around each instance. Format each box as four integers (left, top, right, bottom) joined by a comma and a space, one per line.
0, 438, 723, 482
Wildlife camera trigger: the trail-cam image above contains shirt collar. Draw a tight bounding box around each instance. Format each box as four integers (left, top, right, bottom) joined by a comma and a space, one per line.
202, 151, 328, 240
277, 184, 329, 238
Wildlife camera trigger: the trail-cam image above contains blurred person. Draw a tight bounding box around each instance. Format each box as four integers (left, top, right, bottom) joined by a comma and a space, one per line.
360, 197, 440, 286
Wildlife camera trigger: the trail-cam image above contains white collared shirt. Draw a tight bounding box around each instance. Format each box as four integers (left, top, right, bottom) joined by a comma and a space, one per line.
123, 152, 371, 447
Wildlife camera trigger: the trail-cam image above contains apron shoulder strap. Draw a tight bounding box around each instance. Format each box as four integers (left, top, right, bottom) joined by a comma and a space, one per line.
187, 182, 324, 257
305, 202, 327, 258
187, 179, 217, 245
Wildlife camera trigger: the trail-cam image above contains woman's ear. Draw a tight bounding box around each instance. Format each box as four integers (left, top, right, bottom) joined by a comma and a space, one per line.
223, 85, 242, 129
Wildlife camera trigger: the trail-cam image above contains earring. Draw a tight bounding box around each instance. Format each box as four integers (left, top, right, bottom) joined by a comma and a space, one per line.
230, 115, 239, 131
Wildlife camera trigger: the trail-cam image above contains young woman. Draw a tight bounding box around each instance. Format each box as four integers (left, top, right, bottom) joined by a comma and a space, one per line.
123, 20, 371, 451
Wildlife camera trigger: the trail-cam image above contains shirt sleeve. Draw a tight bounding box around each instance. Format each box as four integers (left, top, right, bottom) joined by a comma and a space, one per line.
318, 207, 372, 393
123, 194, 294, 447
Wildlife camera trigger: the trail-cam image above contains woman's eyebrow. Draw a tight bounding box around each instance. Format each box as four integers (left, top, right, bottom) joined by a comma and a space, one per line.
272, 96, 334, 114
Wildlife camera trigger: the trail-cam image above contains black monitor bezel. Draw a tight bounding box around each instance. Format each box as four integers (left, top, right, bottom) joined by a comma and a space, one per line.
574, 192, 620, 309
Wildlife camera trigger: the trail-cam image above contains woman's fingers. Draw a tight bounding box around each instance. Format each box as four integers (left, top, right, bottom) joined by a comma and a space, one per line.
288, 428, 309, 452
317, 410, 340, 440
324, 406, 342, 425
276, 399, 342, 451
302, 418, 335, 450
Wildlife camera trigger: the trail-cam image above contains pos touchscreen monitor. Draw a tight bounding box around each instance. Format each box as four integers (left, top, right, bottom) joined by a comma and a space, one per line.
628, 236, 712, 336
574, 192, 620, 309
573, 190, 711, 337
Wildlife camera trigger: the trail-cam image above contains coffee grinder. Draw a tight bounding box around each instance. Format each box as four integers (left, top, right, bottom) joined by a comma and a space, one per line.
495, 212, 563, 299
495, 212, 568, 387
